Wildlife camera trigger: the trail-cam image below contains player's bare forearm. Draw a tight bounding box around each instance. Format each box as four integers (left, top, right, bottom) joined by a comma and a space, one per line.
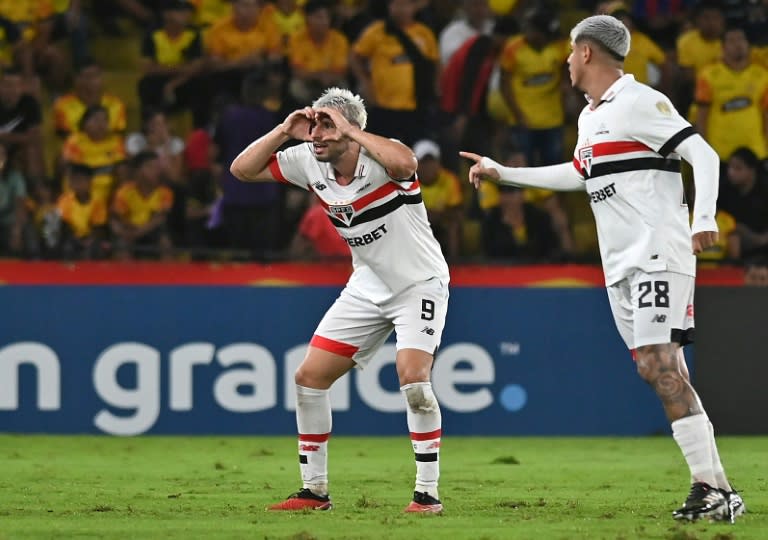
348, 127, 416, 180
635, 343, 703, 422
230, 126, 291, 182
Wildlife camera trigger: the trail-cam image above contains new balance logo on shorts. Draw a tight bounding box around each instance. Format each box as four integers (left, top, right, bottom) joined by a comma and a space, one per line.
421, 326, 435, 335
651, 314, 667, 323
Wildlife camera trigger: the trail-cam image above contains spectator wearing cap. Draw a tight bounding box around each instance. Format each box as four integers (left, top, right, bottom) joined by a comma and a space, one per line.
497, 7, 569, 167
414, 139, 464, 259
56, 163, 109, 259
137, 0, 209, 128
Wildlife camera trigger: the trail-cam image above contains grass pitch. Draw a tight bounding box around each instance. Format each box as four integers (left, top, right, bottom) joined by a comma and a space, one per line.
0, 435, 765, 539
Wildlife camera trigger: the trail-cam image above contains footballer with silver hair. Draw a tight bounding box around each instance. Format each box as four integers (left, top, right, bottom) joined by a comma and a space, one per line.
231, 87, 451, 514
462, 15, 745, 523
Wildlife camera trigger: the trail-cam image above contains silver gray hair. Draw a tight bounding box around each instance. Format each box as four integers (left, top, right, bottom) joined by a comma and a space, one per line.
570, 15, 631, 60
313, 87, 368, 130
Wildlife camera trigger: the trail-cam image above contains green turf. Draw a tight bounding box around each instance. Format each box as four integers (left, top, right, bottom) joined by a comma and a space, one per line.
0, 435, 765, 539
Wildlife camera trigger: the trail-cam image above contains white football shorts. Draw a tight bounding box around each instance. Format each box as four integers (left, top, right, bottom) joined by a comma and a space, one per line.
606, 270, 695, 350
310, 278, 449, 368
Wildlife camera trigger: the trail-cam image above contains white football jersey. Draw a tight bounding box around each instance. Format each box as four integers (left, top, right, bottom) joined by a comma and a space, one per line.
573, 74, 701, 286
271, 143, 450, 303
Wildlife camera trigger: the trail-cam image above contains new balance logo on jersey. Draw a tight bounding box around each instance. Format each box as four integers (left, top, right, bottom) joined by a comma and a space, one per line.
421, 326, 435, 335
312, 182, 327, 191
578, 146, 594, 177
651, 314, 667, 323
355, 182, 372, 193
342, 224, 388, 247
329, 204, 355, 225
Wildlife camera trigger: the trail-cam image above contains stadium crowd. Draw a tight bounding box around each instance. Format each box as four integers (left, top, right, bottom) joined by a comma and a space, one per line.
0, 0, 766, 276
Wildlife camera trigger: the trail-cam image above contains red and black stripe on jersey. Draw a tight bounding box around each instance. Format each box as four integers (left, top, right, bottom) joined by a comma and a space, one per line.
312, 176, 423, 229
574, 127, 695, 180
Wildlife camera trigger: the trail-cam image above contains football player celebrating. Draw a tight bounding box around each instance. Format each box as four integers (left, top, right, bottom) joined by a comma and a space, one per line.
462, 15, 744, 523
231, 88, 449, 513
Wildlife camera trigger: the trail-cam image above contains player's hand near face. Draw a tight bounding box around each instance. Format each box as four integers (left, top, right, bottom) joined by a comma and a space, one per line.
459, 151, 501, 189
280, 107, 315, 141
692, 231, 718, 254
313, 106, 354, 141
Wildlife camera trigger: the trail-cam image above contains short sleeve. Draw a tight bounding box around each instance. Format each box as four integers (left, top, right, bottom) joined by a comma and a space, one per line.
273, 143, 313, 190
629, 90, 695, 157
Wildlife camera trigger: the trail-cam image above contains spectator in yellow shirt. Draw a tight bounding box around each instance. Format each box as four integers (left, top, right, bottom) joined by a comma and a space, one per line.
53, 62, 127, 138
498, 7, 568, 166
288, 0, 349, 104
56, 163, 108, 259
111, 151, 174, 260
695, 27, 768, 160
675, 2, 723, 112
61, 105, 127, 203
138, 0, 208, 128
413, 139, 464, 258
0, 15, 22, 71
259, 0, 306, 50
605, 6, 670, 91
350, 0, 439, 145
206, 0, 281, 102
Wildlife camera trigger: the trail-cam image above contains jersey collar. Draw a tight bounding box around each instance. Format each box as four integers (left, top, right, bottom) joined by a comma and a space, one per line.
586, 73, 635, 109
323, 147, 372, 182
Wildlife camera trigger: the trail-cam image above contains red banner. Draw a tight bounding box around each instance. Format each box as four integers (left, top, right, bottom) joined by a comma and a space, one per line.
0, 261, 745, 286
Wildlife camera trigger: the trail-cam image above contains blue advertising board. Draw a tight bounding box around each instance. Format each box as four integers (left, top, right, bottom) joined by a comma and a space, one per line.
0, 286, 670, 436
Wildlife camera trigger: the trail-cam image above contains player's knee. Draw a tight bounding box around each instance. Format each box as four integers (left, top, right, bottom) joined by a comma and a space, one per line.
634, 344, 676, 384
294, 366, 327, 389
402, 382, 439, 414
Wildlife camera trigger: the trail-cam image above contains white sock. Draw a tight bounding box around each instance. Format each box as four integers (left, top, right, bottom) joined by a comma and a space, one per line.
706, 417, 731, 491
671, 413, 717, 487
295, 384, 331, 496
401, 382, 441, 500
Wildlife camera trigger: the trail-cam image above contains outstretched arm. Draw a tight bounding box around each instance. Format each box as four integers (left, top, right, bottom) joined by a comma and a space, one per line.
674, 134, 719, 254
460, 152, 584, 191
230, 107, 315, 182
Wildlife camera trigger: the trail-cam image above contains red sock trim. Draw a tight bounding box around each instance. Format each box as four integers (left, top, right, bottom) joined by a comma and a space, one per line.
299, 433, 331, 443
410, 429, 442, 441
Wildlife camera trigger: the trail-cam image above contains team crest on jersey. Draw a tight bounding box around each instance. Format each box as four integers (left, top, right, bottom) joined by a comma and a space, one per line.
578, 146, 593, 176
329, 204, 355, 225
